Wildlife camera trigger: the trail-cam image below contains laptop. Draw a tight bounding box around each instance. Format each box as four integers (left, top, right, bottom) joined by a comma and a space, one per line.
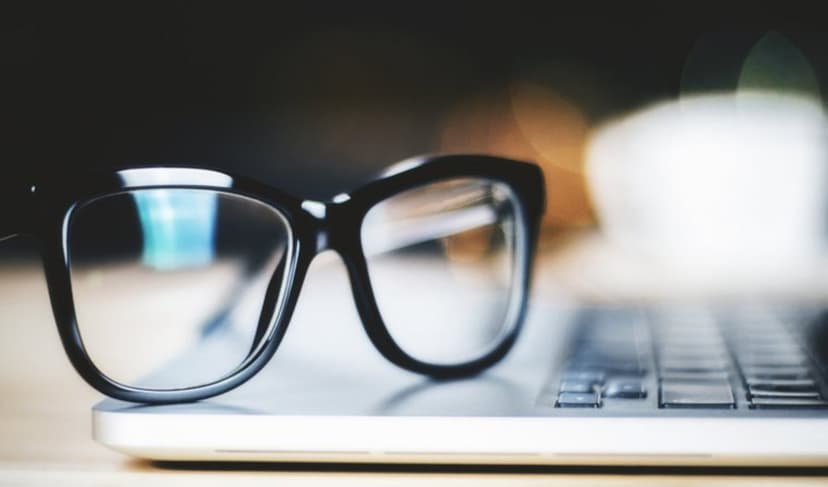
92, 246, 828, 466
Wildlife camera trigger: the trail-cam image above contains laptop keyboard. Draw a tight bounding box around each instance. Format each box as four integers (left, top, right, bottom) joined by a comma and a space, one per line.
544, 306, 828, 411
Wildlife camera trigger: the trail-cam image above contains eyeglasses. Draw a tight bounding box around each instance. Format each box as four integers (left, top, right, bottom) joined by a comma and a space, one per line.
1, 154, 544, 403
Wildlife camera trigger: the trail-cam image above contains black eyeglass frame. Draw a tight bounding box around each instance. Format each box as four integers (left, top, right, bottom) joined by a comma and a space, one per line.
1, 154, 545, 404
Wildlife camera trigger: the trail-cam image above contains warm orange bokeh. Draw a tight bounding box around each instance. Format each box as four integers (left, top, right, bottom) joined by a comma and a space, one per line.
438, 83, 594, 228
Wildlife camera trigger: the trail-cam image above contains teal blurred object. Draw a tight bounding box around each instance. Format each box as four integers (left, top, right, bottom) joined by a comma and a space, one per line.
134, 189, 218, 270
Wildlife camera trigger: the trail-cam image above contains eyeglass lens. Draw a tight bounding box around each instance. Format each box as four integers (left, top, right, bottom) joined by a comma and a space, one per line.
361, 178, 521, 365
68, 189, 292, 390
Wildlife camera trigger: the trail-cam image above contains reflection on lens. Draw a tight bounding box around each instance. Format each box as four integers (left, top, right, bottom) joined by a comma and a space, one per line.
133, 189, 219, 270
361, 178, 522, 365
68, 189, 292, 390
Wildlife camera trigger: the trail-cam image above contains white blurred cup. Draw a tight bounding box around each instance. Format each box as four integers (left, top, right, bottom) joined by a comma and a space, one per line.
585, 92, 828, 283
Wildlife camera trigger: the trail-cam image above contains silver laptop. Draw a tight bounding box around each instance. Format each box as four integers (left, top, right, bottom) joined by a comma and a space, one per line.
93, 251, 828, 466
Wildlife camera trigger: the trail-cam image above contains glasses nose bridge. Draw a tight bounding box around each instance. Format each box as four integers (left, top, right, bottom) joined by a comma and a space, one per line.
300, 199, 354, 254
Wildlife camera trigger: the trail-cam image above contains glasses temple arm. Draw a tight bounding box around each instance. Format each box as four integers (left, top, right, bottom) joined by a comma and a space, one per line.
198, 252, 289, 343
0, 182, 30, 242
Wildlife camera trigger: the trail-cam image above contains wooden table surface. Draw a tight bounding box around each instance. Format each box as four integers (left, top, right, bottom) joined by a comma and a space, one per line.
2, 238, 828, 486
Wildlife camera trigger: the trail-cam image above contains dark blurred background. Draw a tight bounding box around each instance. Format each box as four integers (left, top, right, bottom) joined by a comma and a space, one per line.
4, 5, 827, 227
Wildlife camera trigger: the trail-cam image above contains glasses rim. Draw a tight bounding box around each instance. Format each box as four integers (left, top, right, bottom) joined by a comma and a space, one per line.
361, 178, 529, 366
66, 187, 299, 390
8, 154, 545, 403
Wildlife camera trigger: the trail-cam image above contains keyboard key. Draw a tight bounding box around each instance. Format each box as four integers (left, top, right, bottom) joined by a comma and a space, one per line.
603, 363, 647, 376
658, 349, 727, 362
738, 355, 807, 368
561, 371, 605, 386
570, 350, 641, 364
733, 343, 802, 355
748, 387, 822, 399
567, 360, 646, 376
660, 380, 735, 409
604, 380, 647, 399
658, 337, 724, 348
749, 398, 828, 409
660, 370, 730, 381
745, 378, 816, 391
742, 366, 812, 381
559, 381, 595, 393
660, 359, 728, 373
556, 392, 600, 408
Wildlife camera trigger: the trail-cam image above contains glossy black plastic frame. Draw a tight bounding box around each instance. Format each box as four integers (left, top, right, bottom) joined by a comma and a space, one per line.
1, 154, 545, 403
